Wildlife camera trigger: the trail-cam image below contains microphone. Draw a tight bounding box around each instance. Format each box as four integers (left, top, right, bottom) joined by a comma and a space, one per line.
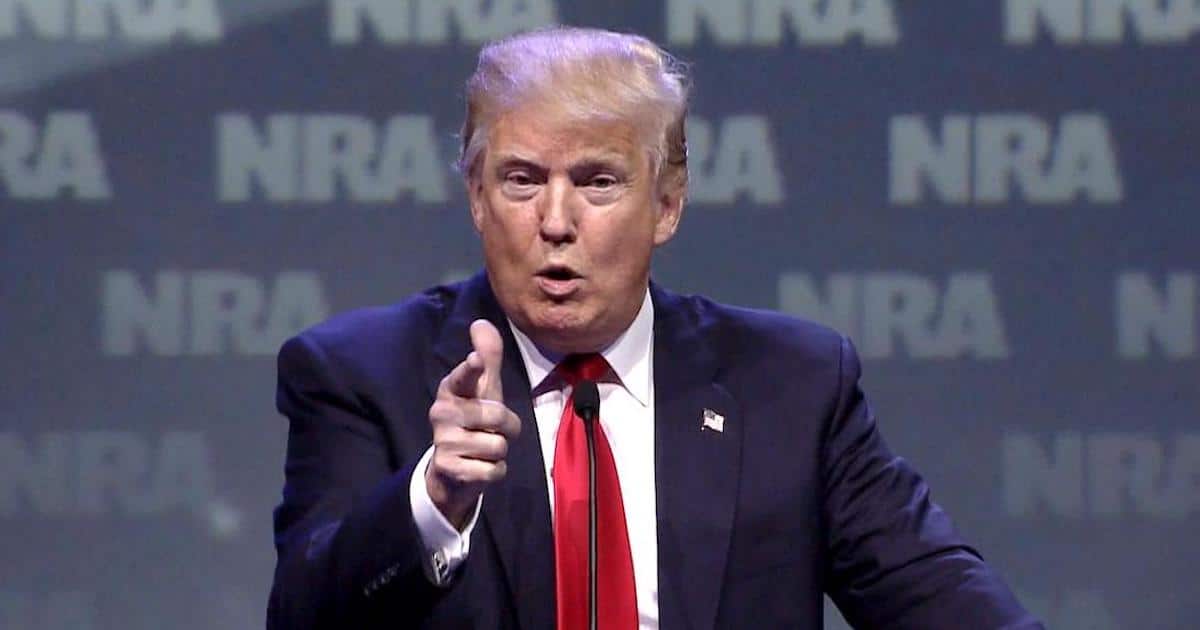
573, 379, 600, 422
572, 380, 600, 630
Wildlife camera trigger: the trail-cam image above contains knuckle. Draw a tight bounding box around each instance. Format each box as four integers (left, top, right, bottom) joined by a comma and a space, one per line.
478, 404, 504, 430
489, 433, 509, 460
429, 400, 454, 423
469, 435, 502, 462
438, 427, 471, 452
490, 461, 508, 482
430, 447, 454, 469
442, 460, 472, 486
505, 411, 521, 438
461, 402, 486, 430
479, 400, 514, 430
465, 433, 495, 461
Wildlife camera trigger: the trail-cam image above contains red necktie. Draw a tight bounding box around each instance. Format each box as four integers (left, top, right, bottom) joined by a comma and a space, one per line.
552, 354, 639, 630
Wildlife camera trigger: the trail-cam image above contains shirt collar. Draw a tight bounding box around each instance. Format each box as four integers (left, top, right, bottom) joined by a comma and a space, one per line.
507, 289, 653, 407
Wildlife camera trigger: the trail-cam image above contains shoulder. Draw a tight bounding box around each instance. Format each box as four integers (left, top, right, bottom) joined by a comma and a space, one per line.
303, 283, 458, 349
657, 288, 863, 444
659, 288, 852, 371
277, 280, 465, 377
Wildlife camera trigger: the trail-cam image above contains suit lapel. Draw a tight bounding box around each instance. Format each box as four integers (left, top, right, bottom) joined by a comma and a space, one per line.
652, 285, 742, 630
428, 273, 556, 630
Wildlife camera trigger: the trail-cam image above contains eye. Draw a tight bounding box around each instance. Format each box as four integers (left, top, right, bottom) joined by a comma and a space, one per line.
505, 171, 535, 186
588, 174, 619, 189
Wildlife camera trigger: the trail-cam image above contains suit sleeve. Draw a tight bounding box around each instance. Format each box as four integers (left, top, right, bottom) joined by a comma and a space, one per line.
821, 336, 1043, 629
266, 333, 445, 629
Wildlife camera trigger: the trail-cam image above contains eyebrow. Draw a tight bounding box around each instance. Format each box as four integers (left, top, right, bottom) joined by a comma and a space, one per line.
568, 159, 630, 180
492, 152, 632, 172
493, 156, 545, 172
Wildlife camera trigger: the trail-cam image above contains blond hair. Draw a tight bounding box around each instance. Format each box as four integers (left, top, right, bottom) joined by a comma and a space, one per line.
458, 26, 690, 192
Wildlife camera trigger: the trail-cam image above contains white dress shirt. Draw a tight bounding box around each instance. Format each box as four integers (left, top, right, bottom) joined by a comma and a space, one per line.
410, 290, 660, 629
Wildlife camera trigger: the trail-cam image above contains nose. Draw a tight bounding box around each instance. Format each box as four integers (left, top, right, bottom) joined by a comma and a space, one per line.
538, 176, 577, 245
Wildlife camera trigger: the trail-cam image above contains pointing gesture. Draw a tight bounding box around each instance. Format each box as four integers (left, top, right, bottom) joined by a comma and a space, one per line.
444, 319, 505, 401
426, 320, 522, 529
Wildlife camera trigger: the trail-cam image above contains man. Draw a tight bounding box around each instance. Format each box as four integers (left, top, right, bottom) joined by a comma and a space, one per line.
267, 27, 1041, 629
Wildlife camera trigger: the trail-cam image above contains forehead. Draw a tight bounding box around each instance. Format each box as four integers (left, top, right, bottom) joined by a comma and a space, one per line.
484, 105, 650, 169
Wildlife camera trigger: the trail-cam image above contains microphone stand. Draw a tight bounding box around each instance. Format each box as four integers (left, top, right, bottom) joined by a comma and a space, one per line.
576, 381, 600, 630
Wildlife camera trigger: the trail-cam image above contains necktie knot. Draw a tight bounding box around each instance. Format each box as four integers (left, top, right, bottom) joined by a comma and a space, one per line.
556, 353, 609, 386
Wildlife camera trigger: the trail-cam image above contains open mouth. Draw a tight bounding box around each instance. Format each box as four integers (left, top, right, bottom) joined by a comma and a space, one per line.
536, 265, 581, 281
535, 265, 583, 297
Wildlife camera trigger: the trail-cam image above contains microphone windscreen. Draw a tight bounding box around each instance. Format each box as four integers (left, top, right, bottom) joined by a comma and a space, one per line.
573, 379, 600, 420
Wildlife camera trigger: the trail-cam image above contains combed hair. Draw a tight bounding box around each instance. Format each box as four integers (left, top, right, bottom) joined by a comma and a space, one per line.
457, 26, 691, 192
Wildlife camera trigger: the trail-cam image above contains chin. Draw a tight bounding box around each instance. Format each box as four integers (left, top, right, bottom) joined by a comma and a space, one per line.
528, 307, 585, 336
523, 307, 605, 353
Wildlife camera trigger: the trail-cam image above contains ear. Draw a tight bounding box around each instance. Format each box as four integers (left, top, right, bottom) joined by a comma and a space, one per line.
652, 180, 685, 246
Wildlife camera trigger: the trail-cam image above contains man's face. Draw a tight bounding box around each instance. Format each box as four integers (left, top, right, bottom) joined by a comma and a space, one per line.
469, 105, 683, 354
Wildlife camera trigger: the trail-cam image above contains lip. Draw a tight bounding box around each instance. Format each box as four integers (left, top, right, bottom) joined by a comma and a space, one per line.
534, 265, 583, 298
535, 275, 582, 298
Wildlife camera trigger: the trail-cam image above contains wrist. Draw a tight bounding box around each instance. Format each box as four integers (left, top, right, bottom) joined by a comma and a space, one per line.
425, 466, 474, 530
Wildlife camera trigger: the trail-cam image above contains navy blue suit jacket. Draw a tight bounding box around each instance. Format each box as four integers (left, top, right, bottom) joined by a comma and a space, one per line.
267, 272, 1041, 629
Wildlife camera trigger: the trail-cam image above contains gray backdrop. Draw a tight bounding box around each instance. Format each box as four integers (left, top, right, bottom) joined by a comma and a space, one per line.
2, 1, 1197, 628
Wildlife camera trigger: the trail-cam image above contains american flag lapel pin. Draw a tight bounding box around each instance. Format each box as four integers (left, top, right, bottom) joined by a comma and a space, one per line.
701, 408, 724, 433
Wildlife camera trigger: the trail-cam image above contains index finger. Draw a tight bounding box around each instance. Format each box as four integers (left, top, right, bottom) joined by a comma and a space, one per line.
469, 319, 504, 402
440, 350, 486, 399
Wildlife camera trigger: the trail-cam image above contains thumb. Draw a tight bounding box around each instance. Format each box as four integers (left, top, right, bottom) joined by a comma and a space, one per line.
469, 319, 504, 401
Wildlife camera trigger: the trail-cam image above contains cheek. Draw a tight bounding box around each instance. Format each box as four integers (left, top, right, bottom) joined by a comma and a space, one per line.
482, 202, 535, 249
588, 227, 654, 282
